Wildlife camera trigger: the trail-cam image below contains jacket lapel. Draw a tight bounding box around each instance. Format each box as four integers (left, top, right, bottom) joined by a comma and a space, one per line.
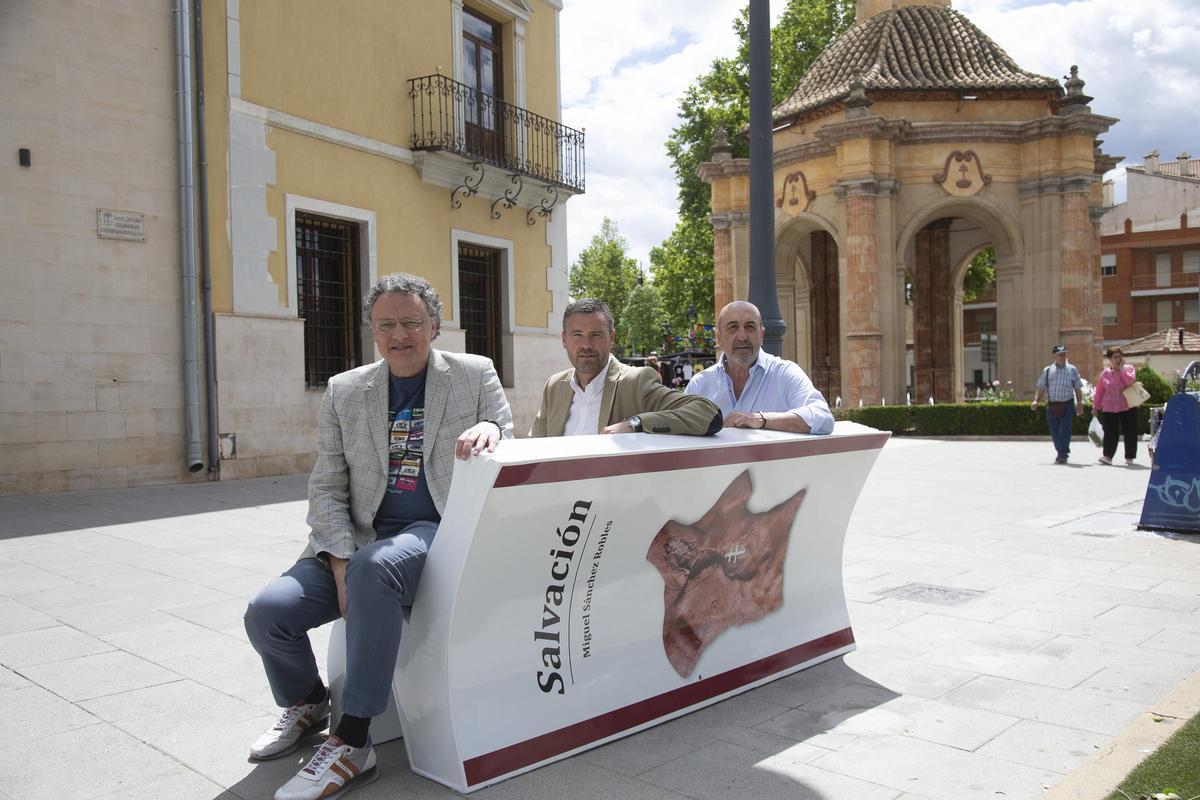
364, 360, 391, 475
596, 357, 623, 433
422, 349, 451, 449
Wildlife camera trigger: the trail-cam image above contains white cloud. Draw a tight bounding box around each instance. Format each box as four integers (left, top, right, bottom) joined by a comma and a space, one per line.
560, 0, 1200, 267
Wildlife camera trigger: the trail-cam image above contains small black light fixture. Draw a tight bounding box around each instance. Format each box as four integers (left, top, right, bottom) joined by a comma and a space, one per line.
18, 148, 31, 167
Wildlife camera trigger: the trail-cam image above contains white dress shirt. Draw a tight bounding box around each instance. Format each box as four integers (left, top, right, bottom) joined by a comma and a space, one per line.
686, 349, 835, 435
564, 362, 607, 436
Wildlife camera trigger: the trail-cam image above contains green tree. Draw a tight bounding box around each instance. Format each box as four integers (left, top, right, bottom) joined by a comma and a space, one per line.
649, 215, 717, 334
963, 246, 996, 303
654, 0, 855, 335
620, 283, 666, 355
569, 217, 640, 337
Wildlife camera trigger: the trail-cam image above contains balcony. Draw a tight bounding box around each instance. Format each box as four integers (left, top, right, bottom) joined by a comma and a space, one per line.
408, 73, 585, 200
1130, 271, 1200, 294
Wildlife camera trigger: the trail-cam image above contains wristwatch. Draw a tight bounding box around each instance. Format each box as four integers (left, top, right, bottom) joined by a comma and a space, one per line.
627, 415, 643, 432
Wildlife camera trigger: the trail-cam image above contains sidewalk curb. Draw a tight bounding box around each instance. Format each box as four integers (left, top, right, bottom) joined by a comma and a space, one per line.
1041, 670, 1200, 800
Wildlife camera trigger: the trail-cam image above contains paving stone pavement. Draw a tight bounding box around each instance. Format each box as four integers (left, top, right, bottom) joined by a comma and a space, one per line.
1, 439, 1197, 800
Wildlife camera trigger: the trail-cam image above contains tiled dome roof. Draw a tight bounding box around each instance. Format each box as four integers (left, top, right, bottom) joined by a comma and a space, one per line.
773, 5, 1061, 122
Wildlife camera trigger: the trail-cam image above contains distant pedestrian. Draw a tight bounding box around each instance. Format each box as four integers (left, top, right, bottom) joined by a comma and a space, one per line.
644, 352, 666, 385
1031, 345, 1083, 464
1091, 346, 1138, 465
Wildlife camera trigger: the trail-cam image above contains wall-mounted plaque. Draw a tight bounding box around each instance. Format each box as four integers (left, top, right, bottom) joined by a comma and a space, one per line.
97, 209, 146, 242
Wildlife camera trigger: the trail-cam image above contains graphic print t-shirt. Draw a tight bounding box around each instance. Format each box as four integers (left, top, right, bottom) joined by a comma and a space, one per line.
372, 371, 440, 536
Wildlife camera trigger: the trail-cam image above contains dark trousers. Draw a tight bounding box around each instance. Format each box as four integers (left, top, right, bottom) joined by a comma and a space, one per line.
1046, 400, 1074, 460
1100, 409, 1138, 460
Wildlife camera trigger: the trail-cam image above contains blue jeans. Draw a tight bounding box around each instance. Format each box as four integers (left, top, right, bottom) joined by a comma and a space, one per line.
1046, 400, 1075, 460
244, 520, 438, 718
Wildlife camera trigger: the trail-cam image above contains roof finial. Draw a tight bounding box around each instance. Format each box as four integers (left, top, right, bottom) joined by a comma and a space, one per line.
1057, 65, 1092, 115
710, 122, 733, 162
844, 74, 873, 119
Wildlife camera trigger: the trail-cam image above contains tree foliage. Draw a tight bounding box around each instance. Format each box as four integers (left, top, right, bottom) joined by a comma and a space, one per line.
962, 246, 996, 303
652, 0, 855, 342
621, 283, 666, 355
568, 217, 641, 341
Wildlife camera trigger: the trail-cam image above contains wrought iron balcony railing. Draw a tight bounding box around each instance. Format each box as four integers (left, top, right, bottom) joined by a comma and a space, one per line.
409, 73, 585, 194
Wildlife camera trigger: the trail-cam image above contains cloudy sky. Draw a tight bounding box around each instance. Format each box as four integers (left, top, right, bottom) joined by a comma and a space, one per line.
558, 0, 1200, 269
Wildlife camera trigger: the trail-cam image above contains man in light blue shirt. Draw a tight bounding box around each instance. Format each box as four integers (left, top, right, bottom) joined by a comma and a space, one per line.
686, 300, 834, 435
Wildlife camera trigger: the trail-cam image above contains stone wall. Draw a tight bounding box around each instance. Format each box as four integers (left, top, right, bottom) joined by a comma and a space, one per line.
0, 1, 205, 495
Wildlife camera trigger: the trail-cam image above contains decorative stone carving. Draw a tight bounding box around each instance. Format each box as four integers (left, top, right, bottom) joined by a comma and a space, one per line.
776, 171, 817, 215
933, 150, 991, 198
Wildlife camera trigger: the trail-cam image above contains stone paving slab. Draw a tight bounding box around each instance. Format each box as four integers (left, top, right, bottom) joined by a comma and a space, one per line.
0, 440, 1197, 800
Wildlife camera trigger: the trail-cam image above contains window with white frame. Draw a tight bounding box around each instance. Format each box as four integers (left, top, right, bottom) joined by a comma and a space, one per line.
1101, 302, 1118, 327
1100, 253, 1116, 277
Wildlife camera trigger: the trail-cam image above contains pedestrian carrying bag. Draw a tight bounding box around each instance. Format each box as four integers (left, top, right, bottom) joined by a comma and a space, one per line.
1122, 381, 1150, 408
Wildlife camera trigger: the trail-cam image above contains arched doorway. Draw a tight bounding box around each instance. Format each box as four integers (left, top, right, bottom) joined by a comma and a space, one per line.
898, 202, 1019, 403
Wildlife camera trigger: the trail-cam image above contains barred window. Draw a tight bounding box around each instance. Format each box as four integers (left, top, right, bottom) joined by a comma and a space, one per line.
458, 243, 504, 380
296, 212, 362, 388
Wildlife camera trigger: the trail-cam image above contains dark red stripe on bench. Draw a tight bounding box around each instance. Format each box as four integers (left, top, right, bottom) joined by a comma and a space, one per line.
494, 434, 888, 488
462, 627, 855, 787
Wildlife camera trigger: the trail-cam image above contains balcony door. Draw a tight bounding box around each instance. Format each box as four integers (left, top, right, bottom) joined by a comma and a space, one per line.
462, 8, 503, 162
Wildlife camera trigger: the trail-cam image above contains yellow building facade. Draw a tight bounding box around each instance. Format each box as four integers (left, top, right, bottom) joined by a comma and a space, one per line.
0, 0, 580, 493
206, 0, 580, 479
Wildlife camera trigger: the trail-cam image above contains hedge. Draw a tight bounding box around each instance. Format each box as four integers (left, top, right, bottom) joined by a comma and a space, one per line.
834, 401, 1151, 436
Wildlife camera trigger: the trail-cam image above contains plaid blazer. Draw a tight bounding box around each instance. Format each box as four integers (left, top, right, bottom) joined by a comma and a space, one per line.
528, 357, 722, 437
302, 349, 512, 560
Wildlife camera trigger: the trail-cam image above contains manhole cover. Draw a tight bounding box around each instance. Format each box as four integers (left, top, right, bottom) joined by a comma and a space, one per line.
874, 582, 985, 606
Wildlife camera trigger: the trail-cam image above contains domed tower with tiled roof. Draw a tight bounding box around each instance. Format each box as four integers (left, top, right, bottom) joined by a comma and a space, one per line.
699, 0, 1121, 405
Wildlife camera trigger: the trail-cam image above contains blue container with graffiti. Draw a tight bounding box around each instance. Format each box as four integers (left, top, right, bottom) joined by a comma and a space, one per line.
1139, 390, 1200, 534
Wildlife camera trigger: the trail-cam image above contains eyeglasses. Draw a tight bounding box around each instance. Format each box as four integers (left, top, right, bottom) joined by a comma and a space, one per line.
371, 318, 426, 334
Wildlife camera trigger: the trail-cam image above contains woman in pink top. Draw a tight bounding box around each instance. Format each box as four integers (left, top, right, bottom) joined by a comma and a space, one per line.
1091, 346, 1138, 465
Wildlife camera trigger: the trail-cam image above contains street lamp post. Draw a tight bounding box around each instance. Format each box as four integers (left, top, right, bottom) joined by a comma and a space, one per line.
748, 0, 785, 355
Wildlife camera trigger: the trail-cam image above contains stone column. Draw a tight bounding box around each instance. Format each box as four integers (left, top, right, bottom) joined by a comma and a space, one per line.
841, 187, 882, 405
710, 211, 750, 313
1059, 182, 1099, 377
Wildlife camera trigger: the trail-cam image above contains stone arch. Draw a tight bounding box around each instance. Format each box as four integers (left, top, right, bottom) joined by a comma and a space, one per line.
895, 197, 1021, 403
774, 211, 842, 397
896, 195, 1023, 270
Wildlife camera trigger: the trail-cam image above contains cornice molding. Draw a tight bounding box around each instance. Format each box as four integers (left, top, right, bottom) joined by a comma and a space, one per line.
698, 159, 750, 184
1017, 173, 1098, 198
834, 176, 900, 199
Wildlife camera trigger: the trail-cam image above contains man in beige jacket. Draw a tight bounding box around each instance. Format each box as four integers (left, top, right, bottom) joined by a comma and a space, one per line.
529, 298, 721, 438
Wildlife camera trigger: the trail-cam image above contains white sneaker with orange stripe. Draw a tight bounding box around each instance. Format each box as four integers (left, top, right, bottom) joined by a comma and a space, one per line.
250, 699, 330, 760
274, 735, 377, 800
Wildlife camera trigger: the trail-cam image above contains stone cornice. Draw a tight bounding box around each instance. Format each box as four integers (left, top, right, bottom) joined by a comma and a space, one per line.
1017, 173, 1098, 198
698, 159, 750, 184
834, 176, 900, 199
709, 211, 750, 229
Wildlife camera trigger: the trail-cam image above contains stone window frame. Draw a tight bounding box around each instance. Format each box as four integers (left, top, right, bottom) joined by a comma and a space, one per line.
285, 195, 378, 380
450, 228, 516, 386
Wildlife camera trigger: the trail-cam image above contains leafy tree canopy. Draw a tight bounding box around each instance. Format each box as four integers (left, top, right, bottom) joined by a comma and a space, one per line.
568, 217, 641, 347
963, 246, 996, 303
653, 0, 855, 342
621, 283, 667, 355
